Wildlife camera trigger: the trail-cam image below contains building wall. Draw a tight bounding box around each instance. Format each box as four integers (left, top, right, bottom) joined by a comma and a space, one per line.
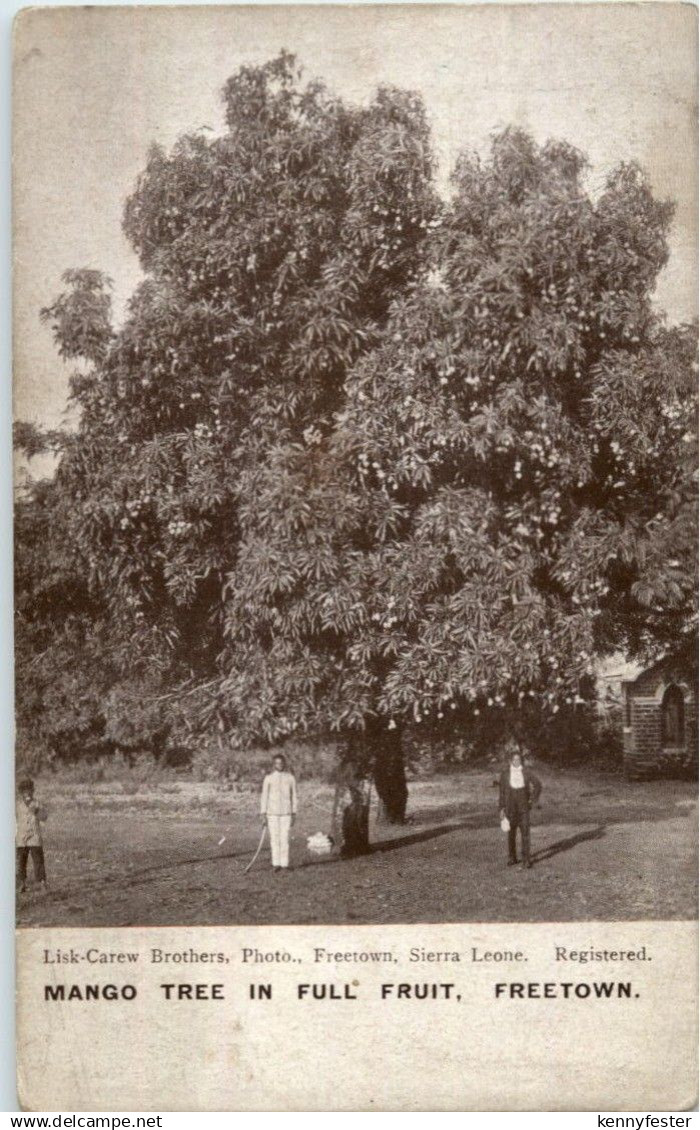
623, 667, 697, 779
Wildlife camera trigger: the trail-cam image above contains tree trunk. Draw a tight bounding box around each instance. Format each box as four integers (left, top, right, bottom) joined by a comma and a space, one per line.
371, 720, 408, 825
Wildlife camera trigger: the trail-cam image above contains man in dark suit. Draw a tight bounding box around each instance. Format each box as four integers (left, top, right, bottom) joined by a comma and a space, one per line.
498, 748, 542, 869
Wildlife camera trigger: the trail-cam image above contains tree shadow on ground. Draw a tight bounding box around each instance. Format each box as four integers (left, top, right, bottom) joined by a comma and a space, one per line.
403, 795, 696, 831
368, 820, 471, 855
125, 847, 252, 884
42, 847, 253, 900
300, 816, 606, 867
364, 818, 607, 862
530, 825, 606, 864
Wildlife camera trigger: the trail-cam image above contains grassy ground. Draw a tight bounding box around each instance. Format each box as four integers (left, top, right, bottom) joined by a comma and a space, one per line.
16, 764, 697, 926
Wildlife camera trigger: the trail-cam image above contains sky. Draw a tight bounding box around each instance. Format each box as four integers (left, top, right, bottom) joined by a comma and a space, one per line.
13, 2, 698, 433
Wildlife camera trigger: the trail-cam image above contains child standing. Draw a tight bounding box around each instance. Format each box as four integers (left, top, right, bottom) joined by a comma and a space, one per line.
16, 778, 48, 892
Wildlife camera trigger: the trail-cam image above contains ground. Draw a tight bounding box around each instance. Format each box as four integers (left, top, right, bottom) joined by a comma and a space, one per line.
16, 764, 697, 926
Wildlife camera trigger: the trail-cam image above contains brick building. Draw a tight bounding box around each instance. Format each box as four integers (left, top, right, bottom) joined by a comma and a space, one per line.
622, 653, 698, 779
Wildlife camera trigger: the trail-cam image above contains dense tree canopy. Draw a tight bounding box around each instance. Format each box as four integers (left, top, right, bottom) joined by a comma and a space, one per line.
217, 131, 696, 757
17, 53, 438, 760
16, 56, 697, 801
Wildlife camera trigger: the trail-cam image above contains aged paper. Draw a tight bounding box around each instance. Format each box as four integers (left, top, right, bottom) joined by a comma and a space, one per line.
16, 924, 699, 1110
13, 3, 698, 1111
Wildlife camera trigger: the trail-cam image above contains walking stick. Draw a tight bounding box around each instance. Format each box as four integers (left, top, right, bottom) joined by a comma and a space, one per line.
244, 824, 267, 873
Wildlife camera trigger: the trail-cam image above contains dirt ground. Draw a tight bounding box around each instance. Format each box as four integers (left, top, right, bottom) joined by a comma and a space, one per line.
16, 764, 697, 926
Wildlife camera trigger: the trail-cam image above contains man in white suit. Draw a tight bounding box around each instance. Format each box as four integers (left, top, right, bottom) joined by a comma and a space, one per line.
260, 754, 298, 872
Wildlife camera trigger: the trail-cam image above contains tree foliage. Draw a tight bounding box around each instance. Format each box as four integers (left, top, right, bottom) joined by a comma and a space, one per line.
217, 128, 697, 746
17, 53, 438, 758
16, 58, 697, 778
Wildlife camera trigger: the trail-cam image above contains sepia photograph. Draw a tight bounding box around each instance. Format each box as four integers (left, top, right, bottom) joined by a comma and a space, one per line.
14, 3, 697, 932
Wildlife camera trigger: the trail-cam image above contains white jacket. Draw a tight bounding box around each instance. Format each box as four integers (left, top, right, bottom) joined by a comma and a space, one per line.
16, 798, 47, 846
260, 771, 298, 816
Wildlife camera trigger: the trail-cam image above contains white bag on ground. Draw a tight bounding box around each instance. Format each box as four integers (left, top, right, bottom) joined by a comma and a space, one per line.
307, 831, 334, 856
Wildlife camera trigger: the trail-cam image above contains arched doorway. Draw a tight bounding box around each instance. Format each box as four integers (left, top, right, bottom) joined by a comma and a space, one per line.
661, 684, 685, 747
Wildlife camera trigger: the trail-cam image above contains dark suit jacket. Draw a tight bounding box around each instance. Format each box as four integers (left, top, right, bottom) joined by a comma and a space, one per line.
499, 768, 542, 819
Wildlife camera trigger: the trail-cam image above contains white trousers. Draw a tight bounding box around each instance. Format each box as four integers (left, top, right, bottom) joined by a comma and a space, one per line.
267, 815, 292, 868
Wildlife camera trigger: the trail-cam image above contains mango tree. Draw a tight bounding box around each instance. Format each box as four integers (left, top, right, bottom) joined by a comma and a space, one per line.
217, 130, 696, 821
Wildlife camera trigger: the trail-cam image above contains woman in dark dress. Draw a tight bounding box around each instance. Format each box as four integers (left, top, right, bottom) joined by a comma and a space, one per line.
331, 759, 371, 858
